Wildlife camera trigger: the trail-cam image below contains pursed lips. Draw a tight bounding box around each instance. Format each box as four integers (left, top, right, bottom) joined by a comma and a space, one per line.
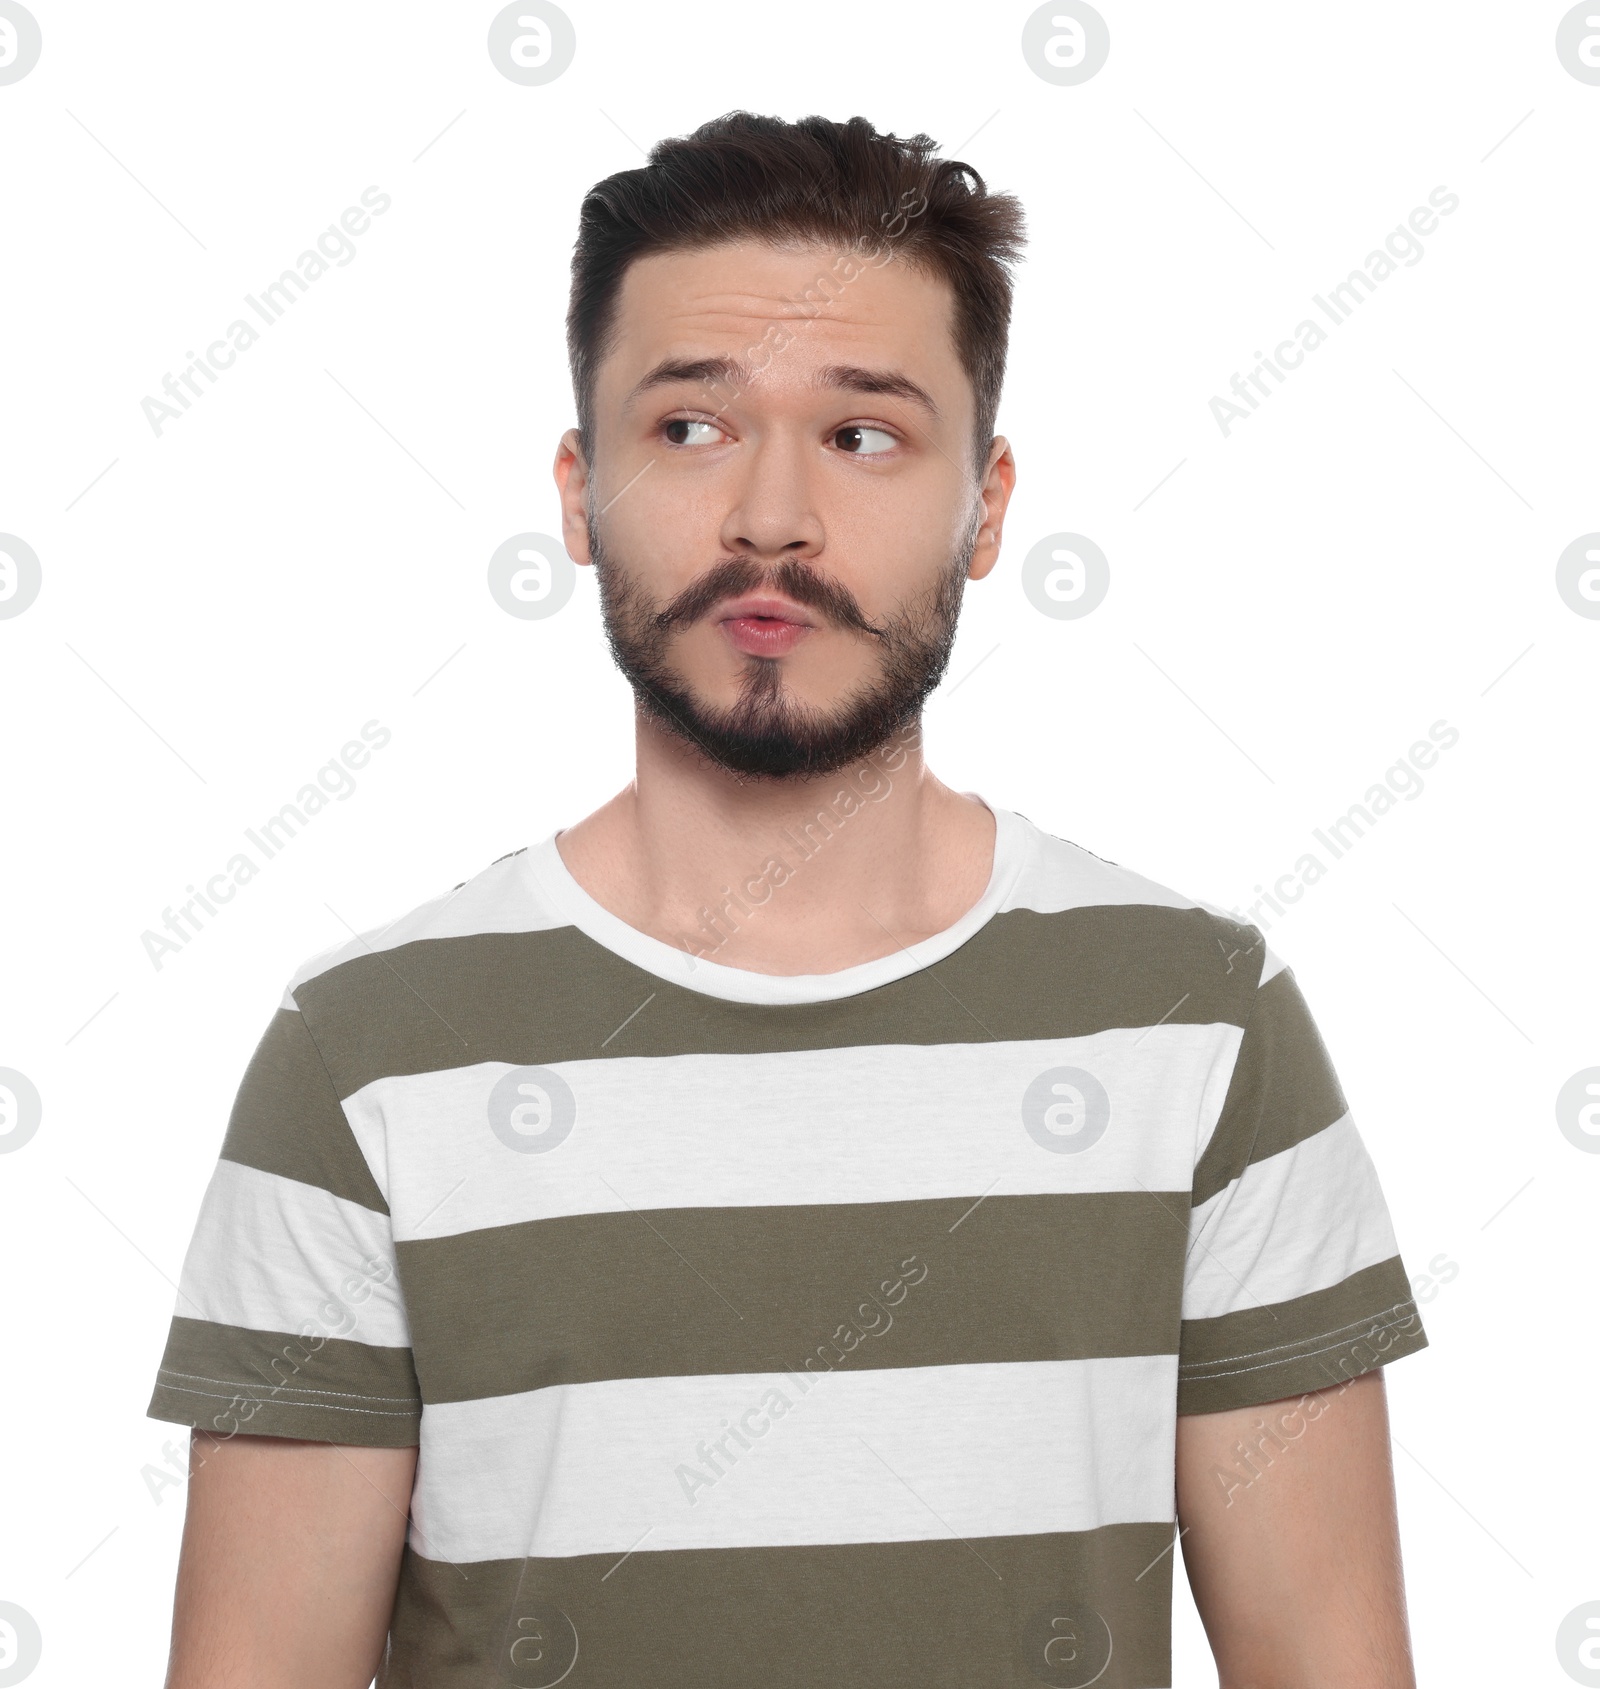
715, 594, 814, 657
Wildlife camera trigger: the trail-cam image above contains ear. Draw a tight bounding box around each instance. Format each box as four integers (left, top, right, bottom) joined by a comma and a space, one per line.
966, 436, 1016, 583
553, 427, 593, 566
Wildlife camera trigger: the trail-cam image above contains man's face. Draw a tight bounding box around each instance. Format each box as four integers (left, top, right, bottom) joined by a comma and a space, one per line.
554, 238, 1015, 778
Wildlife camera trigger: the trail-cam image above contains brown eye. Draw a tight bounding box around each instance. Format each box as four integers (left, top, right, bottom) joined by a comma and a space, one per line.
833, 425, 896, 455
665, 419, 692, 444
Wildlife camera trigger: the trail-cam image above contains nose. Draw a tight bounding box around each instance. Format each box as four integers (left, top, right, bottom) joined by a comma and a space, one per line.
717, 427, 825, 564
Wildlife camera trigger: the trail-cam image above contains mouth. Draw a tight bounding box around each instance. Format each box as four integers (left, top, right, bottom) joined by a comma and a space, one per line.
715, 594, 815, 658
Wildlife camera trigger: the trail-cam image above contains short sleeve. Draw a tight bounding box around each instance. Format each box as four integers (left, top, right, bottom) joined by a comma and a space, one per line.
1177, 947, 1428, 1414
146, 997, 422, 1445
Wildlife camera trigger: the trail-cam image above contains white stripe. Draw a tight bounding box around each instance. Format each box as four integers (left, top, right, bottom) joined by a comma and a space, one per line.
1182, 1113, 1399, 1321
408, 1354, 1177, 1562
1003, 833, 1208, 916
345, 1025, 1243, 1242
174, 1159, 410, 1347
281, 852, 566, 1007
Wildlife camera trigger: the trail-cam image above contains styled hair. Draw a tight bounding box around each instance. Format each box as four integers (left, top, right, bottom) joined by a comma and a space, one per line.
566, 111, 1027, 471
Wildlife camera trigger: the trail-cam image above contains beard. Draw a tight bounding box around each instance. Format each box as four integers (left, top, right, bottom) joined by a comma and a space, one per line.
587, 510, 973, 780
588, 508, 978, 780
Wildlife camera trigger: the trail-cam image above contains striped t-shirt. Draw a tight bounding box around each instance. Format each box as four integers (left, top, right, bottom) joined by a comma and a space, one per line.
148, 801, 1428, 1689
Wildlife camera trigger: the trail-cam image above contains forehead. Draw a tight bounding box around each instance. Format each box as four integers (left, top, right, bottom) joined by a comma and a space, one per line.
598, 239, 967, 406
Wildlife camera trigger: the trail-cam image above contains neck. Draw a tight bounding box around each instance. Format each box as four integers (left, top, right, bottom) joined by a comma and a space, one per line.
553, 708, 997, 975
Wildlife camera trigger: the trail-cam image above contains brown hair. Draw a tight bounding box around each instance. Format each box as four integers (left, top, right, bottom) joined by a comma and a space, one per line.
566, 111, 1027, 472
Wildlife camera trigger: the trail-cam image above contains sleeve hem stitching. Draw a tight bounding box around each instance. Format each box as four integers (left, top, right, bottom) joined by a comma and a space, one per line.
1178, 1298, 1419, 1371
152, 1381, 419, 1417
1178, 1309, 1425, 1382
158, 1366, 417, 1405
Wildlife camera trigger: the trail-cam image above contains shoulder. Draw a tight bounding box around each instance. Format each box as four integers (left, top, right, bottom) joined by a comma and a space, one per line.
998, 809, 1285, 1001
276, 845, 564, 1011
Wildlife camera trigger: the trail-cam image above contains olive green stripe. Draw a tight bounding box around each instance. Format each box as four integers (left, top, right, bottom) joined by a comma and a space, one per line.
1176, 1256, 1427, 1415
297, 903, 1261, 1101
396, 1191, 1191, 1406
147, 1314, 421, 1444
221, 1008, 389, 1213
1192, 966, 1347, 1208
385, 1523, 1177, 1689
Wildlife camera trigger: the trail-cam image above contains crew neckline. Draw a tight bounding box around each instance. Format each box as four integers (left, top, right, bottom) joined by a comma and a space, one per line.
520, 798, 1033, 1006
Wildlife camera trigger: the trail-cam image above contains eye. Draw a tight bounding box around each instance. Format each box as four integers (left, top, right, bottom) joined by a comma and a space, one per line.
662, 417, 729, 447
833, 424, 898, 456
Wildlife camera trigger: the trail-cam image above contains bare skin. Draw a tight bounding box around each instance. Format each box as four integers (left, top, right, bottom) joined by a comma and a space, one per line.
1177, 1371, 1417, 1687
163, 236, 1418, 1686
165, 1432, 415, 1689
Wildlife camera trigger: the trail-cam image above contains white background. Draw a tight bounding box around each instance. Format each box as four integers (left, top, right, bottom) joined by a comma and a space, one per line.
1, 2, 1597, 1684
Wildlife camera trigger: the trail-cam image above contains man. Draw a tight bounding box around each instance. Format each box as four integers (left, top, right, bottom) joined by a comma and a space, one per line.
150, 112, 1429, 1688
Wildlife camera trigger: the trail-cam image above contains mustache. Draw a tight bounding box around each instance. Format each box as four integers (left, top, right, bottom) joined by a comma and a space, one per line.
652, 557, 885, 640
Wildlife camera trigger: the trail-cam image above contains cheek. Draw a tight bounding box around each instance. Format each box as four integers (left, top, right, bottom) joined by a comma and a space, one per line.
831, 490, 968, 603
602, 477, 722, 582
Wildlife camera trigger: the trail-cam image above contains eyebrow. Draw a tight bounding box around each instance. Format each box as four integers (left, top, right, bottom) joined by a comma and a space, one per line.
819, 363, 941, 421
625, 356, 940, 421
